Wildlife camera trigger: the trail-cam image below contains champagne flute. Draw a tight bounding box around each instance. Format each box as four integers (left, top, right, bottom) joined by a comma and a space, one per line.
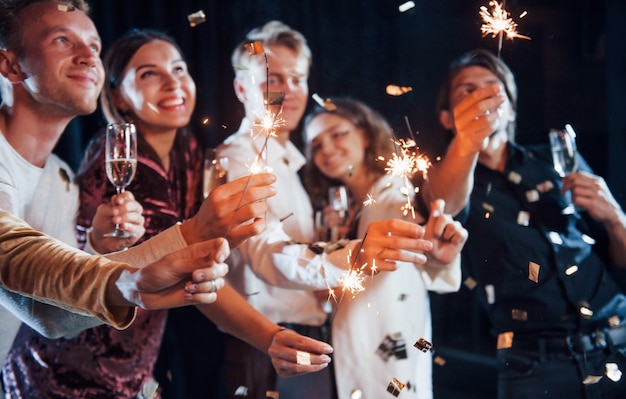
104, 122, 137, 238
549, 124, 578, 178
202, 148, 229, 199
327, 185, 349, 241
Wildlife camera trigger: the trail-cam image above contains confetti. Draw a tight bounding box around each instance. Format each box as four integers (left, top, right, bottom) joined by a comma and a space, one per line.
463, 277, 478, 290
398, 1, 415, 13
485, 284, 495, 304
264, 91, 285, 106
58, 167, 71, 192
535, 180, 554, 193
187, 10, 206, 27
244, 40, 265, 55
507, 171, 521, 184
511, 309, 528, 321
482, 202, 494, 213
413, 337, 433, 353
57, 4, 75, 12
608, 315, 621, 328
312, 93, 337, 111
579, 301, 593, 318
606, 363, 622, 382
582, 234, 596, 245
234, 386, 248, 396
549, 231, 563, 245
377, 333, 408, 361
497, 331, 514, 349
146, 102, 159, 114
582, 375, 603, 385
528, 261, 540, 283
386, 378, 406, 397
350, 390, 363, 399
433, 355, 447, 366
525, 189, 539, 202
517, 211, 530, 226
386, 84, 413, 96
565, 265, 579, 276
296, 351, 311, 365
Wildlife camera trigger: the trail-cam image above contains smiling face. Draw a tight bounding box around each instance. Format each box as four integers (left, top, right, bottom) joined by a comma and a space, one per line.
306, 112, 369, 182
113, 39, 196, 134
12, 1, 104, 116
235, 44, 308, 139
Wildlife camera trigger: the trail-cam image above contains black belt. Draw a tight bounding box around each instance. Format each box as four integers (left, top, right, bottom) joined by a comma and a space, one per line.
278, 322, 330, 341
510, 324, 626, 355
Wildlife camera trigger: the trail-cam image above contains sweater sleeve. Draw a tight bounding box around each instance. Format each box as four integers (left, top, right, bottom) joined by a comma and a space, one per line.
0, 210, 136, 335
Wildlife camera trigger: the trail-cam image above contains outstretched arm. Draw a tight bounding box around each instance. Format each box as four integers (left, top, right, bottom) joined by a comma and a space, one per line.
422, 84, 504, 215
195, 284, 333, 377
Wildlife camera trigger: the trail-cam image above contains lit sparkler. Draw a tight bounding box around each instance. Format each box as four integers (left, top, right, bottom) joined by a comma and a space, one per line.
381, 138, 431, 219
479, 1, 530, 56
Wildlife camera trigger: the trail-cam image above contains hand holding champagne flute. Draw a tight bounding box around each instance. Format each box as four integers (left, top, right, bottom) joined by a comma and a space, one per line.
104, 122, 138, 238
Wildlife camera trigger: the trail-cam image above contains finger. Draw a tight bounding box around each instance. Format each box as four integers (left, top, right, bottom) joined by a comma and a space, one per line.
188, 277, 225, 294
454, 84, 502, 117
191, 263, 229, 282
183, 291, 218, 305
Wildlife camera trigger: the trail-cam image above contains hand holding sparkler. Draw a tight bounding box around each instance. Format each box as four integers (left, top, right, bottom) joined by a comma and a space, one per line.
422, 199, 467, 268
352, 219, 436, 273
180, 173, 277, 249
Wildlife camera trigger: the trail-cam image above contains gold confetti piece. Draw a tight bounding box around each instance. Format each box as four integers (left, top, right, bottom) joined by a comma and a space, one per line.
582, 234, 596, 245
187, 10, 206, 27
507, 171, 521, 184
413, 337, 433, 353
350, 389, 363, 399
535, 180, 554, 193
377, 333, 408, 361
234, 386, 248, 396
312, 93, 337, 111
244, 40, 264, 55
579, 301, 593, 318
582, 375, 603, 385
609, 315, 621, 328
497, 331, 513, 349
485, 284, 495, 304
233, 64, 248, 71
296, 351, 311, 365
565, 265, 579, 276
399, 1, 416, 12
264, 91, 285, 106
398, 293, 407, 301
528, 261, 540, 283
517, 210, 530, 226
433, 355, 447, 366
606, 363, 623, 382
385, 84, 413, 96
57, 4, 75, 12
386, 378, 406, 397
511, 309, 528, 321
549, 231, 563, 245
525, 189, 539, 202
266, 391, 280, 399
463, 277, 478, 290
561, 204, 576, 215
482, 202, 494, 213
484, 211, 491, 219
201, 117, 211, 125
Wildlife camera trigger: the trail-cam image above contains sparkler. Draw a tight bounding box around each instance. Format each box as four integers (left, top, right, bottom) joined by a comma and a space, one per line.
479, 1, 530, 57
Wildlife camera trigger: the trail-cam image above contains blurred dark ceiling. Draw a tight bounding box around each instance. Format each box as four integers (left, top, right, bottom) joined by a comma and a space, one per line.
52, 0, 626, 205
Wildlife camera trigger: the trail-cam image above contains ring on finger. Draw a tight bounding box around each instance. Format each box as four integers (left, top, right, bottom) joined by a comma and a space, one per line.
210, 279, 217, 292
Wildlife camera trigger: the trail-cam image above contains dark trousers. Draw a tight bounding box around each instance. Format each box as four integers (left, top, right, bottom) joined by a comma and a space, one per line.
223, 323, 336, 399
497, 343, 626, 399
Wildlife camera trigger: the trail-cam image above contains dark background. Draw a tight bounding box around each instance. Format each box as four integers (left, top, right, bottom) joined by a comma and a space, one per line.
52, 0, 626, 397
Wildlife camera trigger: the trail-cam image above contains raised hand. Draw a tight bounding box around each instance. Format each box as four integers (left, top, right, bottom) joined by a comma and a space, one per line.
111, 237, 230, 309
181, 173, 277, 248
268, 328, 333, 377
423, 199, 468, 267
90, 190, 145, 253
